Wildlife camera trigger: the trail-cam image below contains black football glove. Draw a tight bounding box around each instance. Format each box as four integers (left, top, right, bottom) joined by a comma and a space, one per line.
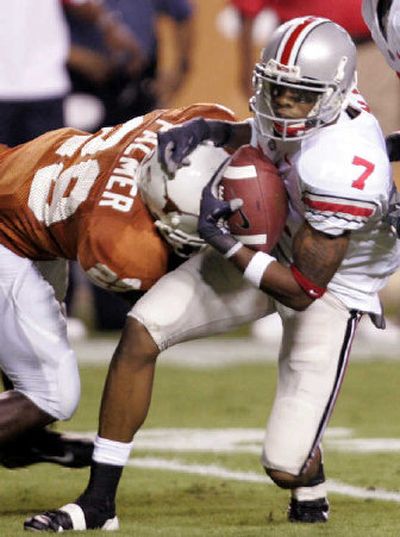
198, 166, 243, 255
157, 118, 210, 175
157, 118, 234, 175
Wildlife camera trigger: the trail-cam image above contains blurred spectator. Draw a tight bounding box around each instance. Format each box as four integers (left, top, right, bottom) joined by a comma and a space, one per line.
0, 1, 69, 146
65, 0, 195, 330
0, 0, 142, 147
66, 0, 194, 129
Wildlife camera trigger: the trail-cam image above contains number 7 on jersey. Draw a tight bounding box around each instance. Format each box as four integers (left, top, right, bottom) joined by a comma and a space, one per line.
351, 156, 375, 190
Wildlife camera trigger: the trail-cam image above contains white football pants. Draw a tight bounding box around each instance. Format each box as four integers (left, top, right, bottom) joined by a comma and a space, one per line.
0, 245, 80, 420
130, 248, 360, 475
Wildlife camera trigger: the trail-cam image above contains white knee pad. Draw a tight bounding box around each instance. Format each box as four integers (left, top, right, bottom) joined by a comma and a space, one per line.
261, 396, 319, 475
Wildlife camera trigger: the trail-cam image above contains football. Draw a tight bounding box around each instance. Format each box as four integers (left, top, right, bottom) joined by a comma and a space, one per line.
220, 145, 288, 253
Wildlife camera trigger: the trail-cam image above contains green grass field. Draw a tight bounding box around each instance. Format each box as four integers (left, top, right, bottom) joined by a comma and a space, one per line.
1, 350, 400, 536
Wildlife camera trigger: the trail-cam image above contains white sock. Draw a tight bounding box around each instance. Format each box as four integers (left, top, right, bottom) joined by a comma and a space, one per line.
292, 482, 327, 501
93, 435, 133, 466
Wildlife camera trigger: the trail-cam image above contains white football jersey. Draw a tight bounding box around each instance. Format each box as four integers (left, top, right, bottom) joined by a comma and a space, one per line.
250, 98, 400, 314
362, 0, 400, 74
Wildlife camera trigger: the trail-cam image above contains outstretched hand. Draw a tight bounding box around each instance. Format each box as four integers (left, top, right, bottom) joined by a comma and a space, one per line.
157, 118, 210, 174
198, 166, 243, 255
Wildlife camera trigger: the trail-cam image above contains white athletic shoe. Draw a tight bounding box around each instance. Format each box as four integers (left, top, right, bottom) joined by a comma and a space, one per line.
24, 503, 119, 532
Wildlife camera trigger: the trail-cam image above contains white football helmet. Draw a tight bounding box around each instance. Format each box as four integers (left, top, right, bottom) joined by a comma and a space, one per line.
139, 143, 229, 257
250, 16, 357, 140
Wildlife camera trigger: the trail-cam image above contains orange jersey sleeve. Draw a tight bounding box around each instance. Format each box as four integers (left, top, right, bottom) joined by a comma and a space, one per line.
0, 103, 237, 291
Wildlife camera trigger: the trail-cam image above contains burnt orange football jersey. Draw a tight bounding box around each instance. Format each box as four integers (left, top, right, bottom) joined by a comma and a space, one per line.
0, 103, 236, 291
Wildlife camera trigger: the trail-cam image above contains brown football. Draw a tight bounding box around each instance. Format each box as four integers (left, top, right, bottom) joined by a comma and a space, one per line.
221, 145, 288, 253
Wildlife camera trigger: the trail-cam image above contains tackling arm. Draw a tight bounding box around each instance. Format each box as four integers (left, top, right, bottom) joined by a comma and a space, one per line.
157, 119, 251, 174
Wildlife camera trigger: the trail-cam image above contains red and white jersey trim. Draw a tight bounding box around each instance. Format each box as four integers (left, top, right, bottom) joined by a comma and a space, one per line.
303, 192, 377, 224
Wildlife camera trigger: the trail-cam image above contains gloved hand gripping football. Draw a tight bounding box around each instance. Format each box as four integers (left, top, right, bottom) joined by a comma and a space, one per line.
198, 167, 243, 255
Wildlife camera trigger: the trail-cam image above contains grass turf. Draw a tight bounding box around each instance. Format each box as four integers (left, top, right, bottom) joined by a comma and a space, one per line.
1, 359, 400, 535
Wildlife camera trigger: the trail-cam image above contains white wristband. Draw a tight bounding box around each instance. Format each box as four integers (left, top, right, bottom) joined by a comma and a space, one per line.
243, 251, 275, 288
224, 241, 243, 259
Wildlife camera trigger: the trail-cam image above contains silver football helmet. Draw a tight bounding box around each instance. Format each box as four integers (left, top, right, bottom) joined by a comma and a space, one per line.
250, 16, 357, 140
139, 143, 229, 258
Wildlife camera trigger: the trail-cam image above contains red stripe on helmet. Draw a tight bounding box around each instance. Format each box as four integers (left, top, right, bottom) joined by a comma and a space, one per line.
280, 17, 317, 65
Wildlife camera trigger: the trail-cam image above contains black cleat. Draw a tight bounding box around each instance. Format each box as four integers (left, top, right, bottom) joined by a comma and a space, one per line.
288, 497, 329, 523
1, 428, 93, 469
24, 503, 119, 532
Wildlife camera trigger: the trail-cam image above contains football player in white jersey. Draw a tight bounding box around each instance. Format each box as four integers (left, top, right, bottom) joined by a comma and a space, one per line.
25, 17, 400, 532
362, 0, 400, 75
362, 0, 400, 160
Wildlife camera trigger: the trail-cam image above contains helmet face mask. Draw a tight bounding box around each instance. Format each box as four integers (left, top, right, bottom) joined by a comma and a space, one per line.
154, 218, 205, 258
250, 17, 357, 141
138, 143, 229, 258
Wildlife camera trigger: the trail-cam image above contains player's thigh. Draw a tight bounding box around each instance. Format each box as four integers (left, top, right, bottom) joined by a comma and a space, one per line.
0, 246, 80, 420
130, 248, 274, 350
262, 292, 359, 474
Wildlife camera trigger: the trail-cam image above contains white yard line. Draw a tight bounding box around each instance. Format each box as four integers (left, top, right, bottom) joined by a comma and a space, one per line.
127, 457, 400, 503
73, 427, 400, 503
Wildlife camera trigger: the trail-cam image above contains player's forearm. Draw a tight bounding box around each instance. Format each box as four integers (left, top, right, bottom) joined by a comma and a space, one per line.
206, 120, 252, 150
229, 246, 314, 310
226, 223, 350, 309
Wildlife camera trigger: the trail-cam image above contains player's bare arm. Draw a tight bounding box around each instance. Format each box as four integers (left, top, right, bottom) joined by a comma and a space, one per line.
231, 222, 350, 310
292, 223, 350, 290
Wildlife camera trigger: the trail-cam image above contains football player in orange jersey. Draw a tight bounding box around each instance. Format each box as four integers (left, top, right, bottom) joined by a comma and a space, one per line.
0, 103, 235, 467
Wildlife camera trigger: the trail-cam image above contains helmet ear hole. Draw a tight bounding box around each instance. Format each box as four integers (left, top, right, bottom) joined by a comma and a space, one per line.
139, 143, 230, 257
